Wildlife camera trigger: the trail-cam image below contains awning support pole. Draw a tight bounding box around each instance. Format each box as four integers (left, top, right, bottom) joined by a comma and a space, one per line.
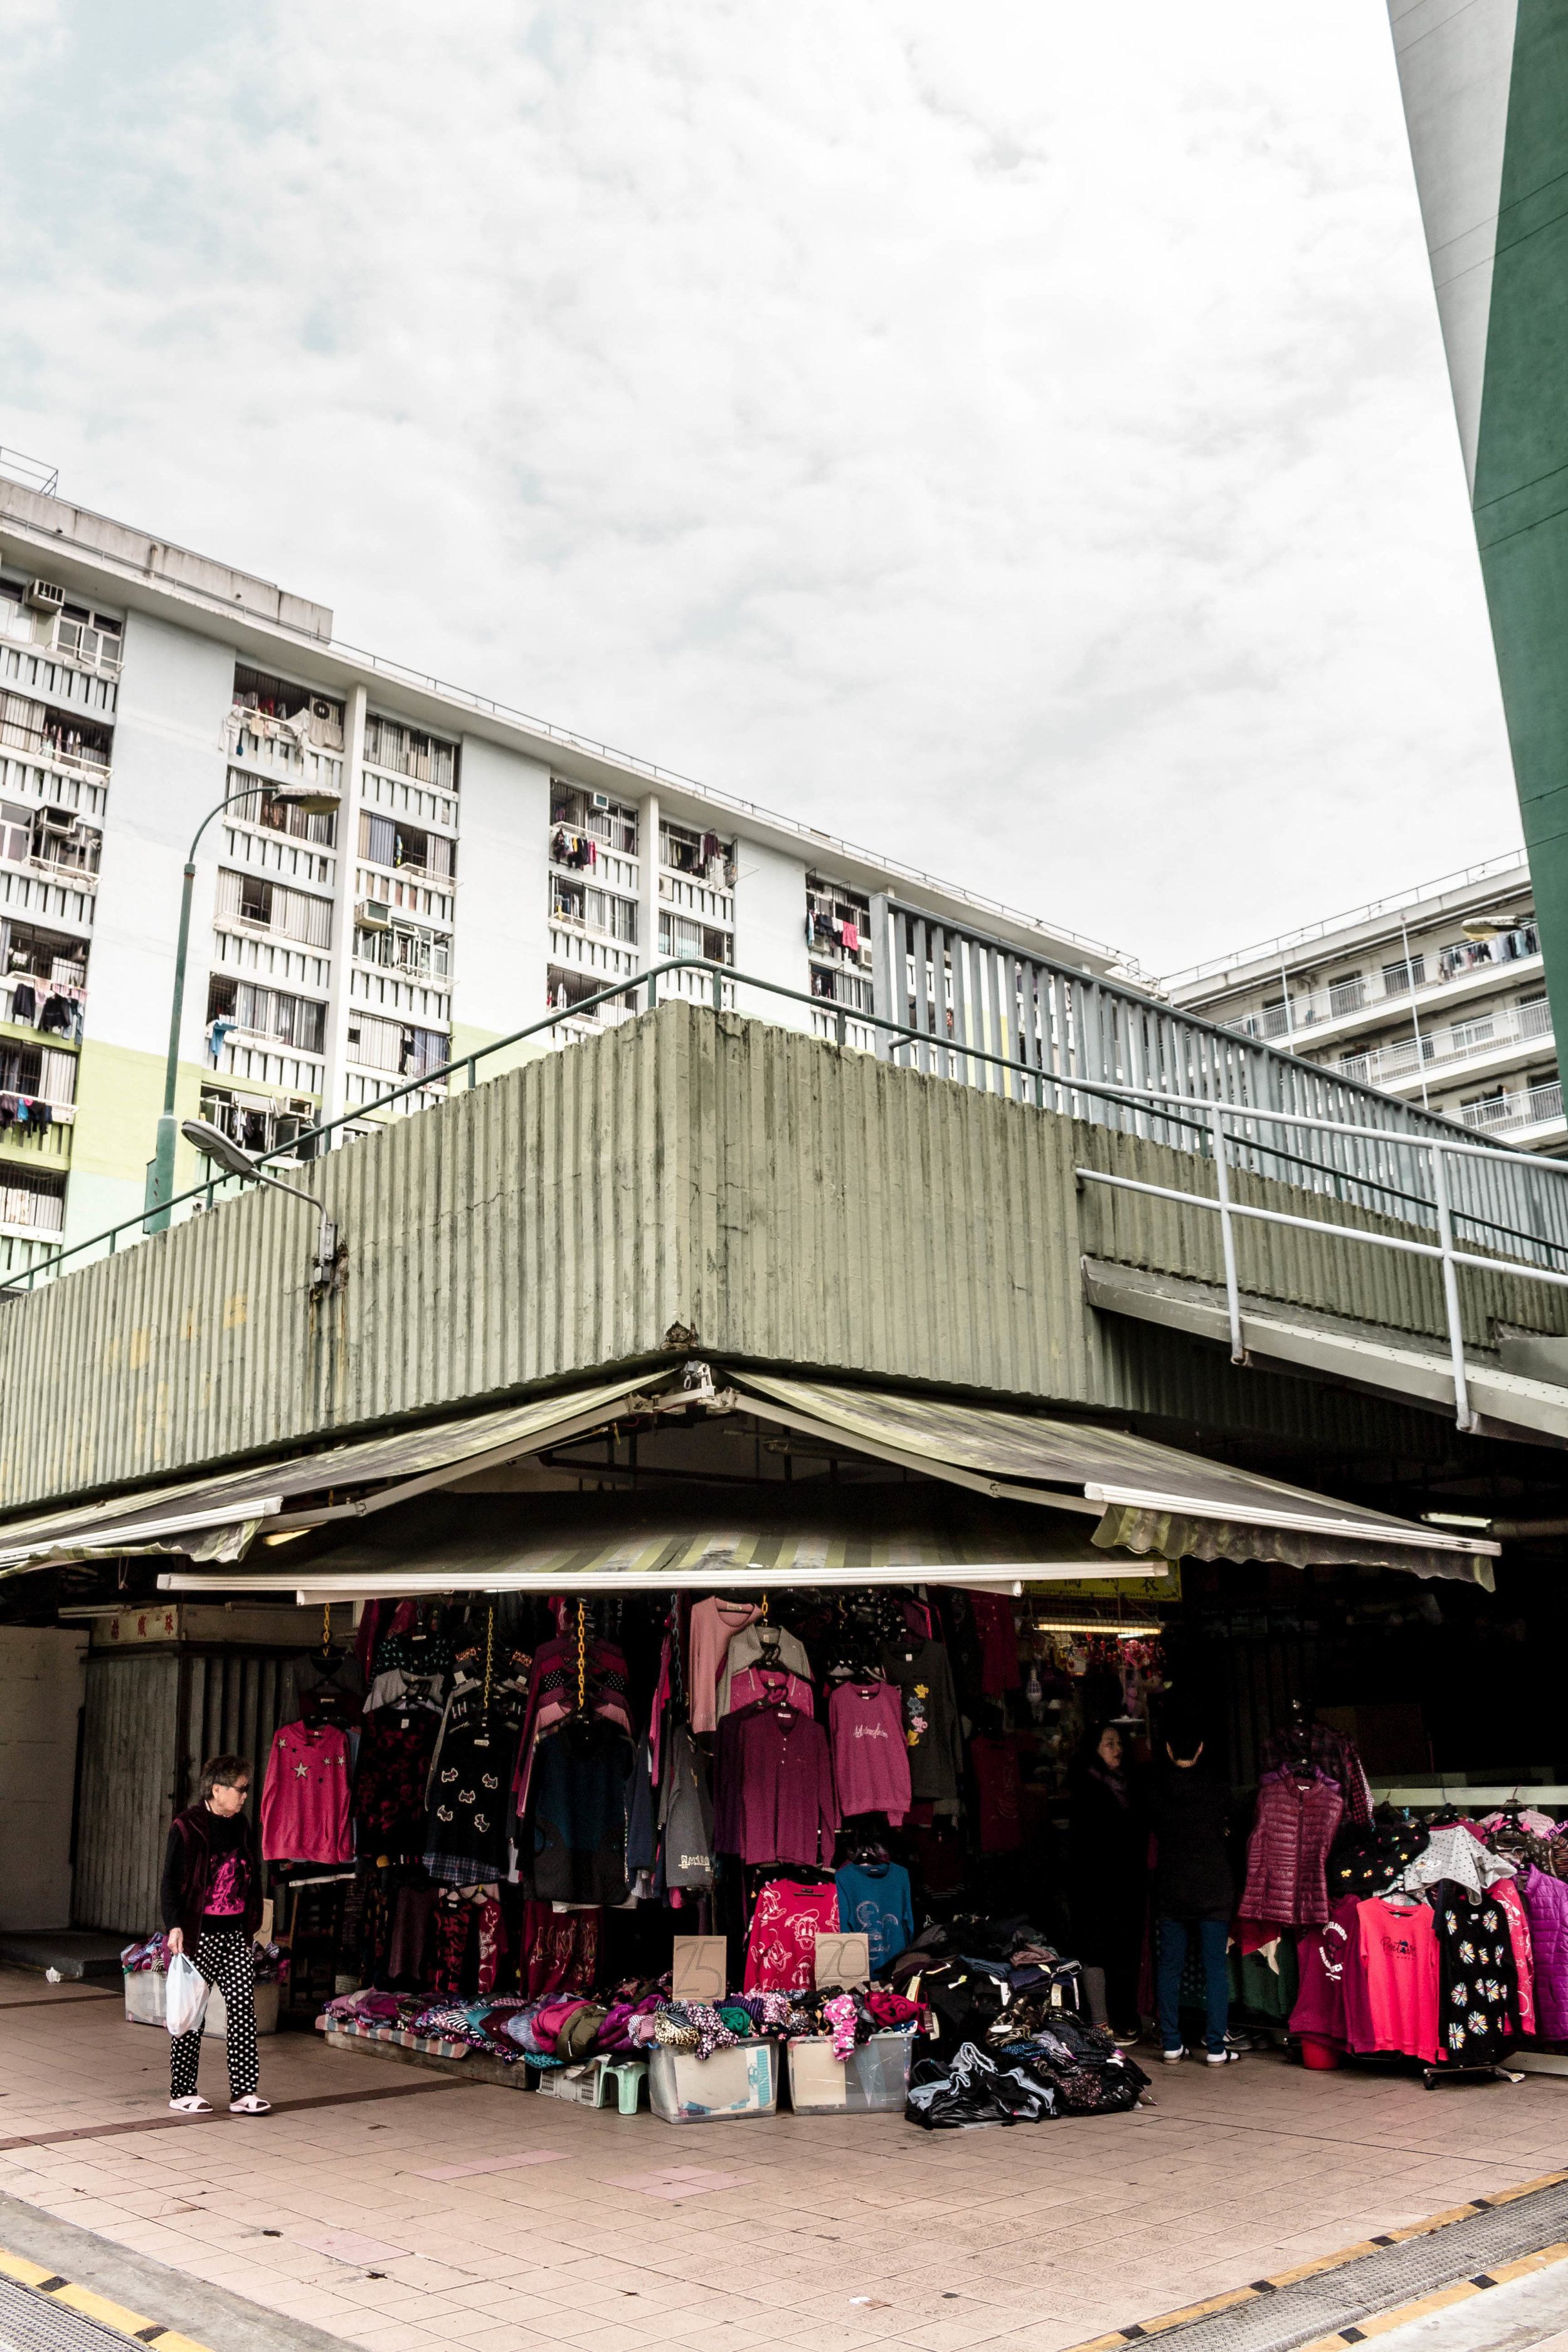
1431, 1145, 1475, 1431
1211, 1108, 1247, 1366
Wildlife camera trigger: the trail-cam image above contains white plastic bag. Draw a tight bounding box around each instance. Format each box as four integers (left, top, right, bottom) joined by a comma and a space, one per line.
166, 1951, 211, 2037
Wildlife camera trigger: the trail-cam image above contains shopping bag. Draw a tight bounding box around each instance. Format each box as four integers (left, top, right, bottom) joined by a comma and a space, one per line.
165, 1951, 211, 2037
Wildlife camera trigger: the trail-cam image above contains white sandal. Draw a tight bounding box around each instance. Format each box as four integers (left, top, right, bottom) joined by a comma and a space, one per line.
228, 2094, 271, 2114
168, 2094, 212, 2114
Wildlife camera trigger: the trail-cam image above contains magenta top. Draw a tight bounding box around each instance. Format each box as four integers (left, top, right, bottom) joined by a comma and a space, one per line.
828, 1680, 912, 1826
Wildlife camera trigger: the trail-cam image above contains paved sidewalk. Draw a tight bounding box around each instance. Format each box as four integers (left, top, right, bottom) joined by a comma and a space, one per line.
1, 1969, 1565, 2352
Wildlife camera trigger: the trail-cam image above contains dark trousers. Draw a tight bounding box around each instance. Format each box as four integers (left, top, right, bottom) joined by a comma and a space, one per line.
1155, 1914, 1229, 2053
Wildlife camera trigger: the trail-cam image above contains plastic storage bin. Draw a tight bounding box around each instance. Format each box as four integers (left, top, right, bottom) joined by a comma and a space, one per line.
124, 1973, 279, 2039
649, 2039, 779, 2122
787, 2032, 912, 2114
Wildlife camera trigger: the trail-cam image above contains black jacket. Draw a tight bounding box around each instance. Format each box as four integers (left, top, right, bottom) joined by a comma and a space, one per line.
160, 1803, 263, 1946
1147, 1762, 1233, 1918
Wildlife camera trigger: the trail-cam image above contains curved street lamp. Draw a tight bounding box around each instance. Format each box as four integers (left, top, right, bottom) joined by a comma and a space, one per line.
181, 1116, 341, 1292
145, 771, 341, 1227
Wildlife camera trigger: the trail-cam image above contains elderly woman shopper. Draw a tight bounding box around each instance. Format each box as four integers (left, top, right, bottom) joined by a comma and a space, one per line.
161, 1752, 270, 2115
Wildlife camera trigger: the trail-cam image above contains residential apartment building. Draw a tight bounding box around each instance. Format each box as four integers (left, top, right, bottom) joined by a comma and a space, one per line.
0, 472, 1134, 1265
1162, 854, 1562, 1153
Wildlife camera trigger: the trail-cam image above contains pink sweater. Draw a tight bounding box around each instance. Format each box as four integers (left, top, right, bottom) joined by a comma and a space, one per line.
829, 1681, 912, 1826
260, 1721, 352, 1863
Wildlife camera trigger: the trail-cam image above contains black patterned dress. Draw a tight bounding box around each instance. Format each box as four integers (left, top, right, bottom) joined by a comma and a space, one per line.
1433, 1888, 1520, 2067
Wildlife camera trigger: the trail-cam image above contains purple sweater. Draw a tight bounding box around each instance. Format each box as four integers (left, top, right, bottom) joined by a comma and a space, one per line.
829, 1681, 912, 1825
714, 1705, 839, 1865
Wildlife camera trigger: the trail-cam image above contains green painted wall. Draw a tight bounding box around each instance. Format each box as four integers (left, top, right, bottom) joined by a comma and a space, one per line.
65, 1038, 208, 1249
1473, 0, 1568, 1047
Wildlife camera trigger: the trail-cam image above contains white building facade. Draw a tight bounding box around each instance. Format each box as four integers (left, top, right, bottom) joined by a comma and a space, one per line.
1163, 854, 1562, 1154
0, 477, 1131, 1261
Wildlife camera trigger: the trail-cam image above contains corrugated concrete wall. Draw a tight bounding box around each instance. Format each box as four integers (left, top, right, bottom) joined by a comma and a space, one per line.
4, 1003, 1562, 1513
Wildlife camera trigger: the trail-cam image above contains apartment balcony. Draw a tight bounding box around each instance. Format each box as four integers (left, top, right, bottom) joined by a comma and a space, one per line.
1337, 998, 1554, 1094
1459, 1079, 1567, 1145
227, 719, 344, 795
1225, 935, 1542, 1053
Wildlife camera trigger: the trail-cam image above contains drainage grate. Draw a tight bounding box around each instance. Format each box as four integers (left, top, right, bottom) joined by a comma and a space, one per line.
1105, 2181, 1568, 2352
0, 2274, 152, 2352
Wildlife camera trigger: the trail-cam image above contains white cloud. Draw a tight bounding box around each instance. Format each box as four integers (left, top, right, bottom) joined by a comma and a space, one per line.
0, 0, 1519, 970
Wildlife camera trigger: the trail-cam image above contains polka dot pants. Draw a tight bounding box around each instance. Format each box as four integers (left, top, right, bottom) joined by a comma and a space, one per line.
169, 1930, 259, 2102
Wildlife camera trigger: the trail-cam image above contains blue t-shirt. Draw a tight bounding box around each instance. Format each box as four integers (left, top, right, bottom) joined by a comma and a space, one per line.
835, 1862, 915, 1972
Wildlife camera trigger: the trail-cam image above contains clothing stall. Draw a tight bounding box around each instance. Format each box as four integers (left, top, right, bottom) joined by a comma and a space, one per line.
260, 1579, 1163, 2127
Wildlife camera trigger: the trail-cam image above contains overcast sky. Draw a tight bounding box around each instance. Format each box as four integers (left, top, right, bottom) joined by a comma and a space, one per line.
1, 1, 1522, 975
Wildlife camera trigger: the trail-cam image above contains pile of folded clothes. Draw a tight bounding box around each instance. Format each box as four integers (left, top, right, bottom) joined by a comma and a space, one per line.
883, 1914, 1083, 2049
907, 2021, 1150, 2129
124, 1931, 290, 1984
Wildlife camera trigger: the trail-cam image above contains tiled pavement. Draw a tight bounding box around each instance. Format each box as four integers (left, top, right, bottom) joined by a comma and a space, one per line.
1, 1969, 1565, 2352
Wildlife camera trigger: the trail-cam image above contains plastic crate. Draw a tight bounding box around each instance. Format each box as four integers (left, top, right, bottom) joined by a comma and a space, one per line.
649, 2039, 779, 2122
124, 1973, 278, 2038
786, 2032, 911, 2114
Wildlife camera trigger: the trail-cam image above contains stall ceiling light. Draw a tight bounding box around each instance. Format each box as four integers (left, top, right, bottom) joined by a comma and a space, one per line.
1421, 1512, 1493, 1530
1034, 1617, 1164, 1637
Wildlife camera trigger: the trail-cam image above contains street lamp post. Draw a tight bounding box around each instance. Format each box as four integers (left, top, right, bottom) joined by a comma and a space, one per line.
181, 1118, 342, 1290
144, 772, 341, 1229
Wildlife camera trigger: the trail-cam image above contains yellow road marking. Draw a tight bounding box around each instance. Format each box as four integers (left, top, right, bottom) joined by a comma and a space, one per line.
0, 2242, 217, 2349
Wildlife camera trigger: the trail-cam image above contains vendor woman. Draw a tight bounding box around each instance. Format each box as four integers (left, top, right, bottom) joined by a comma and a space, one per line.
1068, 1720, 1148, 2044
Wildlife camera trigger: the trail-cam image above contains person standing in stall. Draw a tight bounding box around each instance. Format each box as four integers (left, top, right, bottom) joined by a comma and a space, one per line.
1147, 1718, 1240, 2065
161, 1754, 270, 2116
1067, 1720, 1148, 2045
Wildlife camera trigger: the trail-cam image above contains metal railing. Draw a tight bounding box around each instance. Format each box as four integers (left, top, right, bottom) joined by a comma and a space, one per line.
1161, 851, 1532, 988
1075, 1094, 1568, 1434
1340, 998, 1554, 1089
10, 954, 1568, 1308
1461, 1079, 1565, 1136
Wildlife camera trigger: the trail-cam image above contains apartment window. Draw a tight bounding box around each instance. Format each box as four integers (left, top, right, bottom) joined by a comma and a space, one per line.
345, 1010, 447, 1079
1327, 972, 1365, 1015
354, 920, 450, 980
217, 869, 334, 950
206, 975, 327, 1056
551, 781, 637, 854
233, 665, 344, 750
661, 819, 734, 879
0, 1166, 65, 1232
358, 810, 453, 878
1382, 954, 1425, 993
660, 913, 702, 959
230, 781, 336, 847
0, 800, 30, 864
552, 880, 637, 943
363, 712, 457, 790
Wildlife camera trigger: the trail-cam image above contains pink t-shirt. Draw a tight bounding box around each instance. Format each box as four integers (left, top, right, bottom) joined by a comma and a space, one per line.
687, 1599, 760, 1735
828, 1681, 911, 1826
743, 1879, 840, 1993
1345, 1898, 1439, 2059
260, 1721, 352, 1863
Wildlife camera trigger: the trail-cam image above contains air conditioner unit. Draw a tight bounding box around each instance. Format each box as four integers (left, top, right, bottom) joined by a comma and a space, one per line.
287, 1096, 314, 1117
26, 580, 65, 615
356, 898, 391, 930
40, 806, 74, 834
858, 944, 874, 970
591, 791, 611, 811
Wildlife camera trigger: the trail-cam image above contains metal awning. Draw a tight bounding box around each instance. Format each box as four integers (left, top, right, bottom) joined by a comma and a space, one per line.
729, 1372, 1500, 1587
0, 1372, 664, 1577
161, 1490, 1175, 1599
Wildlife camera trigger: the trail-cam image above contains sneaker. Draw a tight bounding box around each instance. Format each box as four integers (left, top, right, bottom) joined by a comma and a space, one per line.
167, 2094, 211, 2114
1111, 2030, 1142, 2048
1206, 2048, 1242, 2066
1162, 2045, 1187, 2063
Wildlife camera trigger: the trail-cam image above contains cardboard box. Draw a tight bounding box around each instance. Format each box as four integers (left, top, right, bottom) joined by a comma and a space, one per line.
814, 1932, 869, 1989
671, 1936, 727, 2003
